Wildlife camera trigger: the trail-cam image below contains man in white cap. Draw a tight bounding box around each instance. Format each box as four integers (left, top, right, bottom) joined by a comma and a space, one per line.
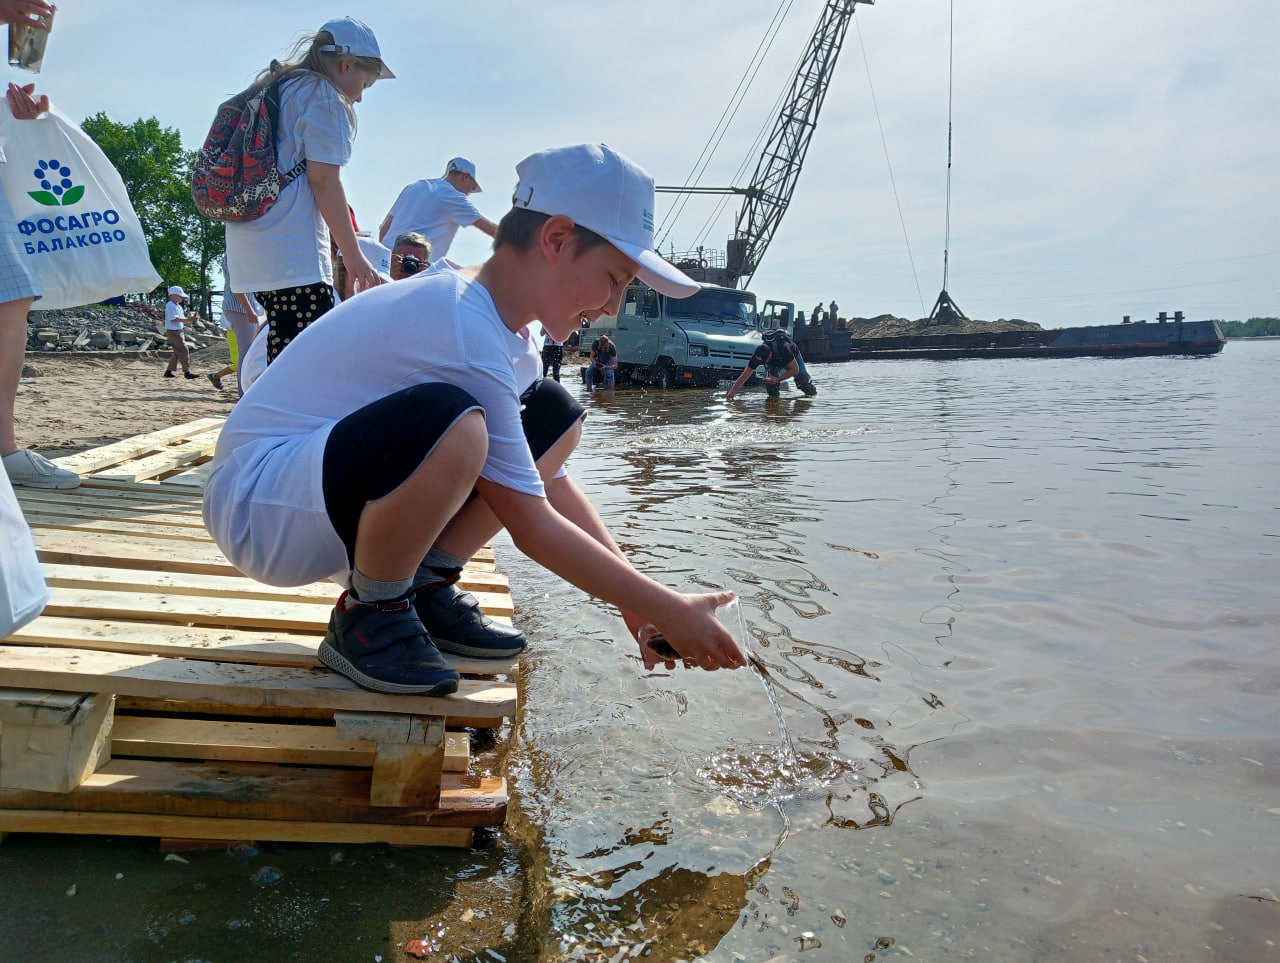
204, 143, 745, 697
162, 285, 201, 380
377, 157, 497, 264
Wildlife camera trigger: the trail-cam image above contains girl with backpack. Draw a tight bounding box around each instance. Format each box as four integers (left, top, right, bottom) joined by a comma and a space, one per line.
224, 18, 393, 364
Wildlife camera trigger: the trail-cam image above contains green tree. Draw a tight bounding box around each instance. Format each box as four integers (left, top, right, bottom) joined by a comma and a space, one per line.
80, 114, 224, 314
1215, 317, 1280, 338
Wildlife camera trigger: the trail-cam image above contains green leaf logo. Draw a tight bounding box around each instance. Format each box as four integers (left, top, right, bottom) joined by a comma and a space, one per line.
30, 157, 83, 206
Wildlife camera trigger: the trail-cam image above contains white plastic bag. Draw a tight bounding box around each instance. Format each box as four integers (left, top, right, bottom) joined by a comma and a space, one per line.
0, 468, 48, 639
0, 106, 160, 309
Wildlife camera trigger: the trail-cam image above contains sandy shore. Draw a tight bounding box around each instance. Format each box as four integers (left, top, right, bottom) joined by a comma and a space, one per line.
14, 345, 236, 459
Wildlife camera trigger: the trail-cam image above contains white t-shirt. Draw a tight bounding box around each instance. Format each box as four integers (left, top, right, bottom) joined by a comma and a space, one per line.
225, 73, 355, 294
203, 267, 547, 587
382, 178, 482, 263
164, 300, 186, 331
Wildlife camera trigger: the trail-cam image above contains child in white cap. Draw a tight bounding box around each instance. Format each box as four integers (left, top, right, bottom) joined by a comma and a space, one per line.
204, 143, 747, 695
162, 285, 200, 379
224, 17, 393, 366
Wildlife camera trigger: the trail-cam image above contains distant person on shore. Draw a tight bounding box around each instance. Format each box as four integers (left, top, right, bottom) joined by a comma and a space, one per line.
541, 326, 563, 382
224, 18, 392, 364
203, 143, 747, 698
1, 69, 80, 490
725, 327, 817, 401
378, 157, 497, 263
162, 286, 200, 380
828, 299, 838, 329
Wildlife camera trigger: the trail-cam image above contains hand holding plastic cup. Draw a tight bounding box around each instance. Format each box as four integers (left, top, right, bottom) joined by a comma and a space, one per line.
8, 3, 55, 74
640, 596, 753, 668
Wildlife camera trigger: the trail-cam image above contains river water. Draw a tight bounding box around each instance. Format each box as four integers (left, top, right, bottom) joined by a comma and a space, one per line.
0, 342, 1276, 962
499, 339, 1280, 962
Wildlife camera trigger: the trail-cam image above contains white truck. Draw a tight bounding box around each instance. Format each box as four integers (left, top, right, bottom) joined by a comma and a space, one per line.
579, 282, 796, 389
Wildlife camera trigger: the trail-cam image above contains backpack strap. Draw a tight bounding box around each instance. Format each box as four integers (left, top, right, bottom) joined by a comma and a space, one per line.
265, 74, 308, 182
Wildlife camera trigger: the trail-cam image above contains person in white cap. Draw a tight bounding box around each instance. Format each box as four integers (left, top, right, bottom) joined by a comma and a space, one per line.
377, 157, 497, 265
224, 17, 393, 366
204, 143, 745, 698
162, 285, 201, 380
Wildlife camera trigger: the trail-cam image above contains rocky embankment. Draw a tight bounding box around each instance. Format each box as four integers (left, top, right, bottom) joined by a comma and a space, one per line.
842, 314, 1043, 338
23, 305, 225, 353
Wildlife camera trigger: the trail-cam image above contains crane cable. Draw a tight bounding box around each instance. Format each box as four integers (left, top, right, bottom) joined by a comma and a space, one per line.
690, 38, 809, 251
854, 10, 926, 316
941, 0, 955, 295
656, 0, 799, 247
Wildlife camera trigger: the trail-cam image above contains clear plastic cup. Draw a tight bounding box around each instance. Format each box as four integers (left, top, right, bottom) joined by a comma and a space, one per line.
8, 5, 54, 74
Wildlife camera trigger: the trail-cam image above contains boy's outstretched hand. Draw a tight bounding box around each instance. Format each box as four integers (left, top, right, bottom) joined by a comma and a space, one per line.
626, 591, 748, 671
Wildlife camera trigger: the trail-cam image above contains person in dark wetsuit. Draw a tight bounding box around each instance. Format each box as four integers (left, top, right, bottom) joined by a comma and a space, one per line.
724, 328, 817, 401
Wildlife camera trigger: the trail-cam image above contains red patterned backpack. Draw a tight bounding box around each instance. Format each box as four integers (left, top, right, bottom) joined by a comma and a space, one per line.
190, 76, 307, 222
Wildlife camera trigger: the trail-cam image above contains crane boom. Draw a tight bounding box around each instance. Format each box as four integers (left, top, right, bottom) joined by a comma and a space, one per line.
725, 0, 874, 289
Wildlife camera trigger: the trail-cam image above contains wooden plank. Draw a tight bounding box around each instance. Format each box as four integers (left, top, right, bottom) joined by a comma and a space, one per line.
42, 586, 338, 632
52, 418, 225, 475
33, 529, 498, 575
7, 617, 520, 677
0, 692, 114, 793
34, 529, 237, 575
370, 716, 445, 808
0, 810, 474, 847
0, 645, 517, 719
40, 561, 510, 600
110, 716, 470, 771
0, 759, 505, 823
79, 477, 218, 496
14, 497, 208, 530
18, 485, 206, 512
92, 429, 221, 483
163, 462, 214, 487
41, 586, 512, 633
24, 511, 215, 543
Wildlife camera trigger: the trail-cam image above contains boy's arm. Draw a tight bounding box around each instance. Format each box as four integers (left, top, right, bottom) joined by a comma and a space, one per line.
307, 161, 378, 291
477, 477, 745, 670
543, 474, 665, 669
724, 364, 755, 402
763, 358, 800, 385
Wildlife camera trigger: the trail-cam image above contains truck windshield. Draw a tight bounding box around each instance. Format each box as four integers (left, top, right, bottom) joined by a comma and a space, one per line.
666, 290, 756, 324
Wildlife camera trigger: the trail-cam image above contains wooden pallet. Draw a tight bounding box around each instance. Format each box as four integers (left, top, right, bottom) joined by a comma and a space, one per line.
0, 419, 520, 847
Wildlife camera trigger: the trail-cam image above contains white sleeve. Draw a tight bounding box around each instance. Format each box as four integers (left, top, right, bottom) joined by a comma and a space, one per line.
448, 193, 483, 227
294, 81, 354, 167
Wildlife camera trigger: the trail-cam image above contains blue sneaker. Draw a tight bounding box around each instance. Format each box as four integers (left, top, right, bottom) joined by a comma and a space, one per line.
414, 574, 527, 659
318, 590, 459, 695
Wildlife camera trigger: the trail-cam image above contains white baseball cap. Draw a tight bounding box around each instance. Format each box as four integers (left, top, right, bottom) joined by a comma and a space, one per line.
167, 285, 187, 298
510, 143, 698, 299
318, 17, 395, 79
445, 157, 480, 192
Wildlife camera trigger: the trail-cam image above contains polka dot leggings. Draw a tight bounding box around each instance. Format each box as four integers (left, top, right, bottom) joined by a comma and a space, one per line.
258, 283, 336, 363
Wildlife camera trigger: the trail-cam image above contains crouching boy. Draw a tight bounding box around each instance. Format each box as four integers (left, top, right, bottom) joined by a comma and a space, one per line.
203, 144, 747, 695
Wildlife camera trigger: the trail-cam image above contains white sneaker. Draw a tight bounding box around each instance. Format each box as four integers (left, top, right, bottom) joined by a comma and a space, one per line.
3, 450, 81, 490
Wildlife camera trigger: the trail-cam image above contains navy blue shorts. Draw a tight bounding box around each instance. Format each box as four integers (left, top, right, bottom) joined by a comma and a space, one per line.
322, 378, 585, 563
